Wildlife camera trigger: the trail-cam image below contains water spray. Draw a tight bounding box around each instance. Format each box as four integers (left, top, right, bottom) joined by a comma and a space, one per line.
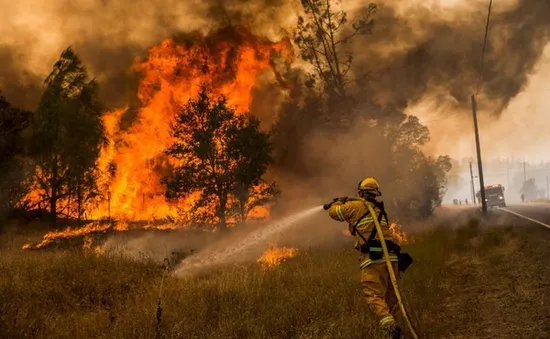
174, 206, 323, 276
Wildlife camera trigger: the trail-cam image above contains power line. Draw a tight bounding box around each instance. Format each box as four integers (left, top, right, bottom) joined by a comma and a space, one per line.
476, 0, 493, 94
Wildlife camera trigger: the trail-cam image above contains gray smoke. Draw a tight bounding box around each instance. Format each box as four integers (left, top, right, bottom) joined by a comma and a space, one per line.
349, 0, 550, 117
1, 0, 548, 116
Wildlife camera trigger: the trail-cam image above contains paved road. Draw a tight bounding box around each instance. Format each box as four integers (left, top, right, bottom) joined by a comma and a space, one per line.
499, 203, 550, 229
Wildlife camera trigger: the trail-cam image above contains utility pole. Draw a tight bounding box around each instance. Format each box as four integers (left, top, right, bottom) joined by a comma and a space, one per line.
470, 0, 493, 213
470, 162, 477, 204
523, 161, 527, 182
471, 95, 487, 212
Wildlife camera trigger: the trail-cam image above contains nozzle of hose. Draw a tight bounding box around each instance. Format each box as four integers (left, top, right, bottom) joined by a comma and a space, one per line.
323, 197, 342, 210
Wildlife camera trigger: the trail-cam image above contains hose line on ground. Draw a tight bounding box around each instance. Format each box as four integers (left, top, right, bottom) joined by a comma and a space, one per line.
367, 204, 420, 339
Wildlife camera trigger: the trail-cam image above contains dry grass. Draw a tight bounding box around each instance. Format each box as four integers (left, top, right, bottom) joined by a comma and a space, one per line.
1, 210, 549, 339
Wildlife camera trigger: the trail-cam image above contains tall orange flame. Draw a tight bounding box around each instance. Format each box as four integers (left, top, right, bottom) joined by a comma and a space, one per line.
22, 28, 293, 250
24, 27, 292, 227
90, 28, 293, 222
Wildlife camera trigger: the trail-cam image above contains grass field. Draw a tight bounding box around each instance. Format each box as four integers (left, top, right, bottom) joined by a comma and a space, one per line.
1, 209, 549, 339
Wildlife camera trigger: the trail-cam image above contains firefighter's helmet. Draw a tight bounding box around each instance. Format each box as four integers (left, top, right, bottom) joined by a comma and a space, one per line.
358, 177, 382, 196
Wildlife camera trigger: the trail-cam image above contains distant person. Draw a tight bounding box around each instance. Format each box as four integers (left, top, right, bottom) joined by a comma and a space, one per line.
521, 193, 525, 203
459, 199, 462, 205
465, 198, 469, 205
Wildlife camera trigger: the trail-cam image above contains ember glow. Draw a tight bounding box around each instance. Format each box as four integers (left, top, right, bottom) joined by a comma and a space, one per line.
257, 244, 297, 269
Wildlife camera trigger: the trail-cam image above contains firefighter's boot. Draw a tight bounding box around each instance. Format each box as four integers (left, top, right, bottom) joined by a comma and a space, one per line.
387, 325, 402, 339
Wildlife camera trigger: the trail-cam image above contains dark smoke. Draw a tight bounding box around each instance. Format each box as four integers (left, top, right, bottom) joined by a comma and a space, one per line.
1, 0, 548, 116
351, 0, 550, 116
72, 43, 143, 109
0, 47, 42, 110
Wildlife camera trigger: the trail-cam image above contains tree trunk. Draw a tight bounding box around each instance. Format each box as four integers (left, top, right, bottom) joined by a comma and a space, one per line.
239, 199, 246, 224
77, 180, 82, 227
218, 194, 227, 230
50, 155, 58, 228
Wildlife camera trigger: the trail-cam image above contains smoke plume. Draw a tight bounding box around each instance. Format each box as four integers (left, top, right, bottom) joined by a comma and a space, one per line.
1, 0, 549, 204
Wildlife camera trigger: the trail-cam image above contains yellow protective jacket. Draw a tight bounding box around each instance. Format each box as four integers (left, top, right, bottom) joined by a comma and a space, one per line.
328, 197, 398, 268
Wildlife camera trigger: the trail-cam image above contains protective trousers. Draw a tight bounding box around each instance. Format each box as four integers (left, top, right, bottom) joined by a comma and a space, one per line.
361, 262, 399, 329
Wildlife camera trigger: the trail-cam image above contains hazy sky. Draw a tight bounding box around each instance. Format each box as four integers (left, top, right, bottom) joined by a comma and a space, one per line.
412, 44, 550, 162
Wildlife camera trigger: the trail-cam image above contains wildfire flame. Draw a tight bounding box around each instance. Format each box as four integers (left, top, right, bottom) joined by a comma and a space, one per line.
21, 220, 183, 250
389, 222, 409, 244
257, 244, 297, 269
82, 236, 106, 255
89, 27, 293, 223
22, 222, 111, 250
21, 27, 293, 249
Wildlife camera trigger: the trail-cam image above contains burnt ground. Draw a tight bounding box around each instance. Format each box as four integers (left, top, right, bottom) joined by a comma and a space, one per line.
425, 207, 550, 339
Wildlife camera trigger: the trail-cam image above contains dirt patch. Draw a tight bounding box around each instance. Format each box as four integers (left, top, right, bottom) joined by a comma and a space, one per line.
432, 223, 550, 339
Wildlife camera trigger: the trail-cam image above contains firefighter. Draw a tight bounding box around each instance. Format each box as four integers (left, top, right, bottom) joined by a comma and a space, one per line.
326, 177, 403, 339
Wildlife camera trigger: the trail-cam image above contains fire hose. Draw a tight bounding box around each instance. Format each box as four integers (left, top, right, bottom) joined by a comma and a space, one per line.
367, 203, 419, 339
324, 199, 419, 338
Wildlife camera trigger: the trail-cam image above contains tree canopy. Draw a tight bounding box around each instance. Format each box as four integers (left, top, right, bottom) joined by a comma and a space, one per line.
164, 86, 278, 229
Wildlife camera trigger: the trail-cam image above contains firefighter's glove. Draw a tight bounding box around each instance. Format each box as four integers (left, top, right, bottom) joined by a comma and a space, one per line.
323, 197, 348, 210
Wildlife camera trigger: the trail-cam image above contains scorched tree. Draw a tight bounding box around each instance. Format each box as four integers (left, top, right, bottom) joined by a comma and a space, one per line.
28, 47, 106, 226
164, 86, 277, 229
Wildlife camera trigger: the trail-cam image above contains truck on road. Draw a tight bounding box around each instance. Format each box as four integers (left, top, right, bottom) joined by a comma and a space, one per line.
477, 184, 506, 208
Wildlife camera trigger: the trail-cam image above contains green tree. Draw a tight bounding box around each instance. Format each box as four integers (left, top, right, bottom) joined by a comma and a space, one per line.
0, 93, 32, 219
164, 86, 277, 229
28, 47, 106, 226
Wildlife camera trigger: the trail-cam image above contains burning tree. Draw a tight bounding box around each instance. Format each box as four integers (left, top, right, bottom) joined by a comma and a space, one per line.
164, 85, 277, 229
27, 47, 106, 226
